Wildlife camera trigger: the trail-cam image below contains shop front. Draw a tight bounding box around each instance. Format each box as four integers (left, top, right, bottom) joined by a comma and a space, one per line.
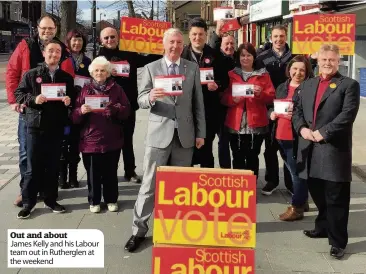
249, 0, 289, 46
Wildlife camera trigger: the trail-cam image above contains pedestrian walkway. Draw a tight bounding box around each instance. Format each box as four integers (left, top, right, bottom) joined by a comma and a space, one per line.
0, 101, 365, 273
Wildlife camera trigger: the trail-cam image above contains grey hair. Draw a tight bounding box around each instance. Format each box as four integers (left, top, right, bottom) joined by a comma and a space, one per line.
163, 28, 183, 44
319, 44, 340, 56
88, 56, 112, 76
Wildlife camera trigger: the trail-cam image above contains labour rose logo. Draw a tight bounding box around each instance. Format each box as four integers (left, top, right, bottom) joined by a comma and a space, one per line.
204, 58, 211, 64
36, 77, 42, 84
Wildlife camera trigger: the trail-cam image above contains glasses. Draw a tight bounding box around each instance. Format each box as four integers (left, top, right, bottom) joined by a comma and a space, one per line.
103, 35, 116, 40
38, 26, 56, 31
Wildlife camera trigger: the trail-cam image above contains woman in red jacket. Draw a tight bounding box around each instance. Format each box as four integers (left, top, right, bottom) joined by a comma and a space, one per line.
221, 43, 275, 177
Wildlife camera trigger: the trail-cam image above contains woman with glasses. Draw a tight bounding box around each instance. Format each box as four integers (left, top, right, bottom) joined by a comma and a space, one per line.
57, 29, 92, 189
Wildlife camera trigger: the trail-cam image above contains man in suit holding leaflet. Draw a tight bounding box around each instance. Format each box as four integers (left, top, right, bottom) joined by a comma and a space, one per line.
124, 28, 206, 252
293, 44, 360, 259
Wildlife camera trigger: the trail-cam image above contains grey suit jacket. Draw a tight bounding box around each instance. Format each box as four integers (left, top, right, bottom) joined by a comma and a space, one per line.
138, 57, 206, 149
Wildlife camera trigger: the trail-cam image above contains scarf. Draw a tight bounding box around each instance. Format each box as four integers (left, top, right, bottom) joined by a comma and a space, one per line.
72, 52, 84, 71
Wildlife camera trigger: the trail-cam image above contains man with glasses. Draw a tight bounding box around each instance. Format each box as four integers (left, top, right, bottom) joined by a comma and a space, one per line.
6, 15, 74, 208
97, 27, 160, 184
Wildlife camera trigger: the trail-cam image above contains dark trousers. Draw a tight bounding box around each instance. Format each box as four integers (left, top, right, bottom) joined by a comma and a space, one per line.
122, 111, 136, 177
22, 127, 63, 209
18, 114, 27, 191
82, 149, 121, 205
264, 128, 292, 189
229, 133, 264, 177
278, 140, 308, 206
60, 125, 80, 177
308, 178, 351, 249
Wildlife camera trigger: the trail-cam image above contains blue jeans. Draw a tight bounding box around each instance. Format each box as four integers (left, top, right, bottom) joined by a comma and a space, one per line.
278, 140, 308, 206
18, 114, 27, 191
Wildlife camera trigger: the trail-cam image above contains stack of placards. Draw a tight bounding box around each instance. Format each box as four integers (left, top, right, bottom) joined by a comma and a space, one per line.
152, 166, 256, 273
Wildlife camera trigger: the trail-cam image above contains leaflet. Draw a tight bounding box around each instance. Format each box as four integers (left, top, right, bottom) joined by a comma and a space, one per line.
213, 7, 234, 21
110, 61, 130, 77
232, 83, 255, 97
274, 99, 293, 115
154, 75, 184, 95
85, 96, 110, 112
200, 68, 215, 84
41, 84, 66, 100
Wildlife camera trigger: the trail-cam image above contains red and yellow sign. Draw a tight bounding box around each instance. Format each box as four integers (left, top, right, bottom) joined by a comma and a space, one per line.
292, 14, 356, 55
119, 17, 171, 55
153, 167, 256, 248
153, 245, 255, 274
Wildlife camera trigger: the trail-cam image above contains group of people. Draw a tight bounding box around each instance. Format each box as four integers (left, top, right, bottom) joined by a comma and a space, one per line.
6, 15, 360, 260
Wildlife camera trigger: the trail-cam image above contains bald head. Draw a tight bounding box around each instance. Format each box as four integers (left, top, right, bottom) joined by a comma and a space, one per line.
100, 27, 119, 49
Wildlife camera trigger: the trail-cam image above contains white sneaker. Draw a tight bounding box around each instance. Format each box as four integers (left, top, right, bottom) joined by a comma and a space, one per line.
107, 203, 118, 212
90, 205, 101, 213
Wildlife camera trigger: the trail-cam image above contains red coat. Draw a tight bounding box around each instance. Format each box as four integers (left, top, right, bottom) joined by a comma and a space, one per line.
221, 68, 275, 131
6, 39, 74, 104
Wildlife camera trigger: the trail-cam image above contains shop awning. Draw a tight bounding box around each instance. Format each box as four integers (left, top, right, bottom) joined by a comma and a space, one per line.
283, 7, 321, 19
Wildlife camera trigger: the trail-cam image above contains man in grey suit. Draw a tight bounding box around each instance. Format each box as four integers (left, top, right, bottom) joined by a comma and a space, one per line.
124, 28, 206, 252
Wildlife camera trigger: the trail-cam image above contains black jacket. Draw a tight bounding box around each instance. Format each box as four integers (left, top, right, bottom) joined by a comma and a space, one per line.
255, 44, 294, 89
181, 44, 231, 121
98, 47, 160, 111
269, 80, 300, 157
292, 72, 360, 182
14, 63, 75, 130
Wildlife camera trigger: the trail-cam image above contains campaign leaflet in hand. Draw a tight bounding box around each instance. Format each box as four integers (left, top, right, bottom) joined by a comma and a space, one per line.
74, 75, 91, 88
274, 99, 293, 116
110, 61, 130, 77
213, 7, 234, 21
200, 68, 214, 84
85, 95, 110, 112
154, 75, 184, 95
41, 84, 66, 100
232, 83, 255, 97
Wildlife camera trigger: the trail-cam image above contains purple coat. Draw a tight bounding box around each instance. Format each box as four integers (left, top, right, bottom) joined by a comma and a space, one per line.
72, 79, 130, 153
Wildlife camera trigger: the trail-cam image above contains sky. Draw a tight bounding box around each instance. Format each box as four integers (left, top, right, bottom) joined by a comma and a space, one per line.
77, 1, 123, 21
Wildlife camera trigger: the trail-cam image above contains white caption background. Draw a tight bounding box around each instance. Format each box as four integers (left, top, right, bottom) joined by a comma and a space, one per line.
8, 229, 104, 268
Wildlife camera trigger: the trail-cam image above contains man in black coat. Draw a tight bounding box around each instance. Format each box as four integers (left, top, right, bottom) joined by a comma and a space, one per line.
98, 27, 160, 183
293, 44, 360, 259
255, 24, 294, 196
14, 40, 75, 219
181, 18, 227, 168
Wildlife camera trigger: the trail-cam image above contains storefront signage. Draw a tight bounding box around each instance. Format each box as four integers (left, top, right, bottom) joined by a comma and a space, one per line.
153, 167, 256, 248
249, 0, 282, 22
293, 14, 356, 55
289, 0, 319, 11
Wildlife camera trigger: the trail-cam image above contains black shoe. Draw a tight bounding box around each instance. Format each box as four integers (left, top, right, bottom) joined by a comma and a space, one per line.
17, 208, 31, 219
69, 168, 79, 188
303, 229, 328, 238
44, 202, 66, 213
261, 182, 278, 195
125, 174, 142, 184
124, 235, 145, 252
330, 246, 345, 259
59, 182, 71, 189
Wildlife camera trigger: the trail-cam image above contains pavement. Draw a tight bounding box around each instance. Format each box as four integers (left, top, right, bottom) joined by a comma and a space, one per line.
0, 97, 364, 274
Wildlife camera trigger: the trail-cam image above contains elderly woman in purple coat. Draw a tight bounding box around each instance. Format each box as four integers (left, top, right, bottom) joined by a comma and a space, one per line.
72, 56, 131, 213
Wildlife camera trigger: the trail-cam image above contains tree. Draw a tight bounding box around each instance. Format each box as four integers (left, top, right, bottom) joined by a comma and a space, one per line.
46, 0, 83, 24
106, 0, 166, 21
59, 1, 77, 41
